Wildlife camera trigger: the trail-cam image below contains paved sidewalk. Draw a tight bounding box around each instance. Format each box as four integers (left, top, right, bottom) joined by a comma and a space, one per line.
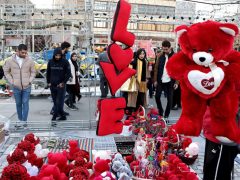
0, 94, 240, 179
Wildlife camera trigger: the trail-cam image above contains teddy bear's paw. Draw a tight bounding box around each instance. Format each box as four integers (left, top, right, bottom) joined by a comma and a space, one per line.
175, 119, 201, 136
215, 136, 237, 145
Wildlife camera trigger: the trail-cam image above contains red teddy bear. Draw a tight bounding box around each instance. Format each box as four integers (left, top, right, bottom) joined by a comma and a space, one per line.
167, 21, 240, 143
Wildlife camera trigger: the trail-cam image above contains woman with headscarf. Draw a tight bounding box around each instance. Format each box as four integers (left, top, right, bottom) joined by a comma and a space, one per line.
127, 48, 150, 110
65, 53, 81, 110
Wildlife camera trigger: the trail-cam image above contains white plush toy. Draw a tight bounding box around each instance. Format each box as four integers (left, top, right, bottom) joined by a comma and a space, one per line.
133, 140, 147, 160
185, 142, 199, 158
92, 150, 112, 162
34, 144, 49, 158
22, 161, 39, 176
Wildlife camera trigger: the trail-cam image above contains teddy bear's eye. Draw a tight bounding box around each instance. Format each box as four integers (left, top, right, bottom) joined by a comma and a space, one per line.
208, 49, 213, 52
193, 49, 197, 53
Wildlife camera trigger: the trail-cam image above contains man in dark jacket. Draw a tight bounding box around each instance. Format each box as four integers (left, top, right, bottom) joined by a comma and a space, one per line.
96, 47, 109, 98
47, 48, 71, 122
154, 40, 176, 122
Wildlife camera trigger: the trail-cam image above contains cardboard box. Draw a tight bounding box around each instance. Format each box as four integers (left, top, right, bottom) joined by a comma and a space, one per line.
0, 129, 5, 144
0, 122, 4, 130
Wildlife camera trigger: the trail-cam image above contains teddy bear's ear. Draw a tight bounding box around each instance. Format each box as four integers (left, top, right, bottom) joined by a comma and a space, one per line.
220, 23, 239, 36
175, 25, 188, 38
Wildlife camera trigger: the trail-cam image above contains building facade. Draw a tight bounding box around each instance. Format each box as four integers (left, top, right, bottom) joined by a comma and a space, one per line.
93, 0, 177, 50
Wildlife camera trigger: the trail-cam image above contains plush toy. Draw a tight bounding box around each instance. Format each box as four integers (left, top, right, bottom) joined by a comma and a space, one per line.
73, 149, 90, 162
67, 140, 80, 161
17, 140, 35, 154
94, 171, 116, 180
185, 142, 199, 158
22, 161, 39, 177
69, 167, 90, 180
90, 159, 111, 179
27, 152, 44, 168
39, 175, 54, 180
47, 151, 72, 175
23, 133, 40, 145
166, 20, 240, 143
34, 144, 49, 158
37, 164, 67, 180
7, 148, 27, 164
116, 165, 133, 180
133, 140, 147, 160
92, 150, 112, 162
0, 163, 30, 180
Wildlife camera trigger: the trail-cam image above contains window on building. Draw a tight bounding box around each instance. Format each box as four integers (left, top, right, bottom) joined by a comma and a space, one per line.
94, 1, 107, 11
127, 23, 137, 30
156, 24, 174, 32
94, 21, 107, 28
138, 23, 155, 31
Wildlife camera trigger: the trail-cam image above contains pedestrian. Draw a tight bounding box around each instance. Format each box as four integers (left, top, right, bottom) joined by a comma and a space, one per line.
202, 81, 240, 180
3, 44, 36, 128
128, 48, 150, 110
47, 48, 71, 123
61, 41, 71, 60
65, 52, 81, 110
50, 41, 71, 116
154, 40, 176, 122
96, 47, 109, 98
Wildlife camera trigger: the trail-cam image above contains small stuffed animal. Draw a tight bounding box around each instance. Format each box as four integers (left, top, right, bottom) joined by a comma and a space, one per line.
0, 163, 30, 180
185, 142, 199, 158
37, 164, 68, 180
47, 151, 72, 175
116, 165, 133, 180
67, 140, 80, 161
17, 140, 35, 154
22, 161, 39, 177
94, 171, 116, 180
23, 133, 40, 145
90, 159, 111, 179
112, 160, 123, 172
133, 140, 147, 160
34, 144, 49, 158
69, 167, 90, 180
92, 150, 112, 162
7, 148, 27, 164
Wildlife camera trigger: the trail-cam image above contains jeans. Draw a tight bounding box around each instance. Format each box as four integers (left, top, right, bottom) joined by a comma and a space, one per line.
50, 86, 66, 117
13, 86, 31, 121
155, 81, 173, 117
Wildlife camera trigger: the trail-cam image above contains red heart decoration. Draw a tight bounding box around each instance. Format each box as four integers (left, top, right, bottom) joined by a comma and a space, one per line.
108, 43, 133, 71
201, 77, 214, 90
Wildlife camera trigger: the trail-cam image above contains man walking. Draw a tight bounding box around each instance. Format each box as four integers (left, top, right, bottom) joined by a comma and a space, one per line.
3, 44, 36, 128
96, 47, 109, 98
47, 48, 71, 123
154, 40, 176, 122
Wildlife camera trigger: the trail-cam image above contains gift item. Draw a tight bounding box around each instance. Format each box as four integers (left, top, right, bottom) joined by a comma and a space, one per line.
167, 20, 240, 143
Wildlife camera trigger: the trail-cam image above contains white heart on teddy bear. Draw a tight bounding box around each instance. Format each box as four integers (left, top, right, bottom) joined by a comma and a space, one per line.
187, 66, 224, 95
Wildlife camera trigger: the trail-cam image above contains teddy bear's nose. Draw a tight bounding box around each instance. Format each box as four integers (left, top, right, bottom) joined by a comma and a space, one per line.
199, 57, 206, 62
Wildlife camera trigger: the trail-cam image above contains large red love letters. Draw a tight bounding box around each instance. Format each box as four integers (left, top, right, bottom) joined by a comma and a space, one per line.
96, 0, 136, 136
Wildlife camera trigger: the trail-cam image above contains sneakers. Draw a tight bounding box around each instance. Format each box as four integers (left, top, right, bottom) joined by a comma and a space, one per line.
57, 116, 67, 121
64, 101, 71, 108
164, 117, 169, 124
68, 105, 78, 111
15, 121, 27, 129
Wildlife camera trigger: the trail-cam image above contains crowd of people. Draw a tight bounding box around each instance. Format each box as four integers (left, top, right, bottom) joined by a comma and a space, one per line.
2, 40, 182, 126
1, 39, 240, 179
